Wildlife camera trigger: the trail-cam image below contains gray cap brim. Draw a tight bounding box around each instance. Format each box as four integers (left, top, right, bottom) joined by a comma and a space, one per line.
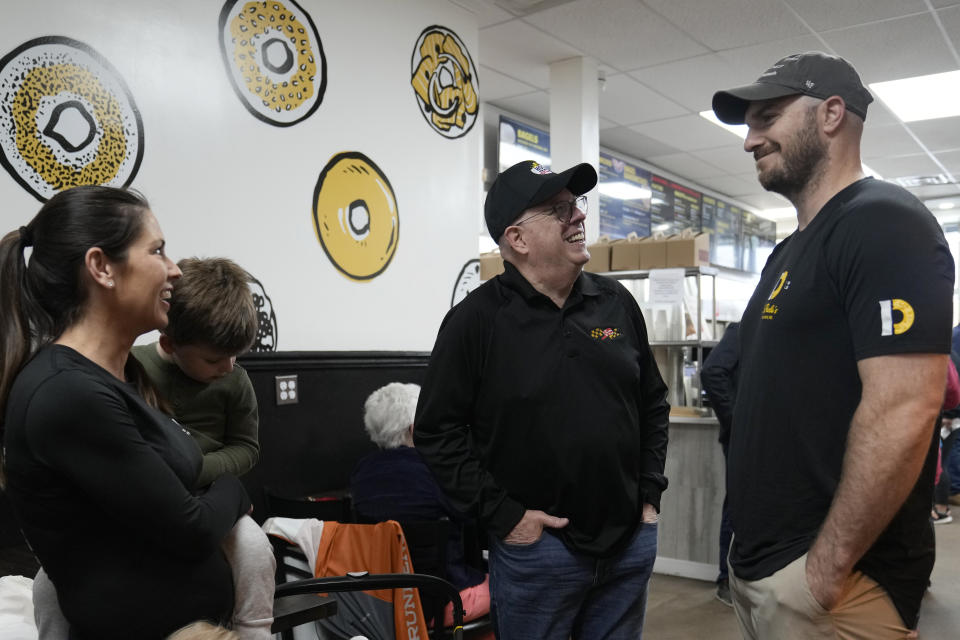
712, 82, 802, 125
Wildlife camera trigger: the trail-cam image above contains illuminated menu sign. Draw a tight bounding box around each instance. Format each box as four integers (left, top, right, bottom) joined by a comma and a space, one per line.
498, 116, 550, 171
650, 174, 674, 234
708, 198, 741, 269
598, 151, 652, 238
672, 182, 701, 232
742, 212, 778, 273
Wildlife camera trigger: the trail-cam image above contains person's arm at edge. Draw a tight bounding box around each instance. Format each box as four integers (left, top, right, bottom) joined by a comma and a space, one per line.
413, 302, 525, 539
196, 369, 260, 487
700, 323, 739, 437
805, 352, 945, 609
623, 286, 669, 520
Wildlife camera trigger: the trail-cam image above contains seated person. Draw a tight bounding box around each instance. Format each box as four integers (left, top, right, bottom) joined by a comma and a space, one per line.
30, 255, 274, 639
350, 383, 489, 627
3, 187, 250, 639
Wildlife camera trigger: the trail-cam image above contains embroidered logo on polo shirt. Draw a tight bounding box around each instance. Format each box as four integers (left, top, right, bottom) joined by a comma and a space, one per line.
763, 270, 790, 320
879, 299, 914, 336
590, 327, 622, 341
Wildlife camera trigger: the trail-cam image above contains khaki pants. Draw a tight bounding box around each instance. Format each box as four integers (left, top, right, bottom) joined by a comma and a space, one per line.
728, 553, 913, 640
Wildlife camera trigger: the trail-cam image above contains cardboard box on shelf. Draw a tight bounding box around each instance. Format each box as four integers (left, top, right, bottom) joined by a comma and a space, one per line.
639, 234, 670, 270
479, 251, 505, 280
666, 232, 711, 268
610, 234, 644, 271
584, 235, 613, 273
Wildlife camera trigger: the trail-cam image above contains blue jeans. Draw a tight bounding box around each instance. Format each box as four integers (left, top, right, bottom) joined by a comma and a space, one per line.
488, 522, 658, 640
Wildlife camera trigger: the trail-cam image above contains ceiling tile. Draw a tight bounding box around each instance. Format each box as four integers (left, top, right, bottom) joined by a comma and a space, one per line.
600, 116, 619, 130
643, 0, 809, 50
933, 149, 960, 176
910, 181, 960, 201
738, 192, 792, 211
488, 91, 551, 124
784, 0, 928, 31
629, 114, 743, 151
866, 153, 946, 180
861, 124, 928, 159
938, 6, 960, 53
692, 145, 757, 176
696, 174, 763, 199
645, 152, 727, 180
479, 65, 540, 100
480, 19, 585, 89
627, 54, 744, 113
905, 117, 960, 153
525, 0, 708, 69
600, 127, 681, 159
599, 73, 688, 126
448, 0, 515, 26
861, 101, 900, 128
715, 35, 828, 85
823, 13, 958, 83
931, 0, 960, 8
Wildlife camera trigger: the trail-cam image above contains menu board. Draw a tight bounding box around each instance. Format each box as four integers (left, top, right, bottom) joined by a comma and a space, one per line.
671, 182, 701, 232
649, 174, 675, 234
707, 198, 742, 269
498, 115, 550, 171
598, 152, 652, 238
741, 212, 780, 273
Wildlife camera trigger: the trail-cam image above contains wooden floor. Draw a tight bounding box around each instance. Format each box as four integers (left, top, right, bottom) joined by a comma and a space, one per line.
645, 519, 960, 638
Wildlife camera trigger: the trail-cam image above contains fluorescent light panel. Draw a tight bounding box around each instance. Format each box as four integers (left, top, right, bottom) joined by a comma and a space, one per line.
699, 110, 748, 139
598, 181, 652, 201
869, 70, 960, 122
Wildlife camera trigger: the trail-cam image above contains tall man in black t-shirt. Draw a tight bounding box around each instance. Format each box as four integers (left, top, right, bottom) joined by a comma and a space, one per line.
712, 52, 954, 639
415, 161, 669, 639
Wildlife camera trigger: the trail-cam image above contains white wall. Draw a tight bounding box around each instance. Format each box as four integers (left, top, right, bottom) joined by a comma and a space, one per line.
0, 0, 481, 351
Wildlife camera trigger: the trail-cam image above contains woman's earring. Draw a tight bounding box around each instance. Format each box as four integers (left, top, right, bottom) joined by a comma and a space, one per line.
108, 280, 114, 288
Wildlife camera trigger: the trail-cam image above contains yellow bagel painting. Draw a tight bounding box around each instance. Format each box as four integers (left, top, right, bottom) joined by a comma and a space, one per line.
0, 36, 144, 202
312, 152, 399, 281
410, 25, 479, 139
219, 0, 327, 127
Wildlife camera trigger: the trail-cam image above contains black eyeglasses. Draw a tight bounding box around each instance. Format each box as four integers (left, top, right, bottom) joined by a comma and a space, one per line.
515, 195, 588, 226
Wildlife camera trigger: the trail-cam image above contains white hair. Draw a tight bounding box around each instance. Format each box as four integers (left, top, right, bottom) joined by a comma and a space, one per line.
363, 382, 421, 449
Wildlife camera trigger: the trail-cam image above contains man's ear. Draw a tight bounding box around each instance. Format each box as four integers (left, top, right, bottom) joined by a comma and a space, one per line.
158, 333, 176, 355
820, 96, 847, 135
502, 225, 528, 255
84, 247, 115, 291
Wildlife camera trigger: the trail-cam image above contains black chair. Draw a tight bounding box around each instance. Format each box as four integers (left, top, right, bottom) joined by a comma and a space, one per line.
269, 528, 466, 640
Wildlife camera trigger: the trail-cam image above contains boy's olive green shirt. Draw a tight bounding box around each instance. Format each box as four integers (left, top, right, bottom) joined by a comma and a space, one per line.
133, 343, 259, 487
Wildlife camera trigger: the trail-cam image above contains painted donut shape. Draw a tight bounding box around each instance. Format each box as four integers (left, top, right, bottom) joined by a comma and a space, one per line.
0, 36, 143, 201
219, 0, 326, 126
312, 152, 399, 281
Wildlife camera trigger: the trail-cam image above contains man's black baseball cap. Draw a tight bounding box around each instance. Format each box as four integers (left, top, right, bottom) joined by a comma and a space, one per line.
484, 160, 597, 242
712, 51, 873, 125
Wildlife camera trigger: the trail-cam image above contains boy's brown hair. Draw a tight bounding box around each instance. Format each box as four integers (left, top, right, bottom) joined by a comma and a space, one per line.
165, 257, 257, 354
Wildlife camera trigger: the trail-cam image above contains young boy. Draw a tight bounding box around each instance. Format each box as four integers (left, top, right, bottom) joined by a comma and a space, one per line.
33, 258, 274, 640
133, 257, 260, 488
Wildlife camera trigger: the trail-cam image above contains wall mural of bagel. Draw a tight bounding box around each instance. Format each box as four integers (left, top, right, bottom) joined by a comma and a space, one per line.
248, 275, 279, 351
312, 152, 399, 281
219, 0, 327, 127
410, 25, 479, 139
0, 36, 144, 202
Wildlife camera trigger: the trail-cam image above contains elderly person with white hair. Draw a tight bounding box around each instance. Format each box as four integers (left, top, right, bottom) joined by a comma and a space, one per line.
350, 382, 489, 627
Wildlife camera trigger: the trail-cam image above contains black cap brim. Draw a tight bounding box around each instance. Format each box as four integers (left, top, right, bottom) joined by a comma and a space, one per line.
529, 162, 598, 207
712, 82, 802, 124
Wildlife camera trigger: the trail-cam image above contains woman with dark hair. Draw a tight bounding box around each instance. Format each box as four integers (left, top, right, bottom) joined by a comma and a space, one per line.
0, 186, 251, 639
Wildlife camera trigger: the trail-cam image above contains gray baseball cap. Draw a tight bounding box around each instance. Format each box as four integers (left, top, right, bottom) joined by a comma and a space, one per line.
712, 51, 873, 125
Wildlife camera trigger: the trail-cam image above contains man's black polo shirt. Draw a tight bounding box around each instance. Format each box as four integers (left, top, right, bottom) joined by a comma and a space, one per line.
415, 261, 669, 557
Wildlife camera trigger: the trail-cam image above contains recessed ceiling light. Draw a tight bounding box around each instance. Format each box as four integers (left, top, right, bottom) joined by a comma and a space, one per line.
598, 181, 652, 201
700, 110, 748, 139
869, 70, 960, 122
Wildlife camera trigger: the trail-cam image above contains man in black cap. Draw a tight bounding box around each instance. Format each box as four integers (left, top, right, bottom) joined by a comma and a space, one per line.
713, 52, 954, 638
415, 160, 669, 639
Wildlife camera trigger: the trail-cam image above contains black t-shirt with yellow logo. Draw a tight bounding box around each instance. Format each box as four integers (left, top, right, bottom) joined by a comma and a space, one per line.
730, 177, 954, 628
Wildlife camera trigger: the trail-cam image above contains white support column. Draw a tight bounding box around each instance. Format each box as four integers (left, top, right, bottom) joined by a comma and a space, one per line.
550, 57, 600, 242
